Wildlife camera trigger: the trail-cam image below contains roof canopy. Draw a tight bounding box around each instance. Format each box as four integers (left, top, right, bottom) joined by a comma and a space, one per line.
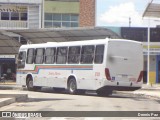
0, 31, 20, 55
143, 2, 160, 18
0, 27, 120, 55
8, 27, 121, 44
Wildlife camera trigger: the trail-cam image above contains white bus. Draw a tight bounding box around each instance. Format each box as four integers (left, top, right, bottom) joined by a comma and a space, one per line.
17, 38, 143, 96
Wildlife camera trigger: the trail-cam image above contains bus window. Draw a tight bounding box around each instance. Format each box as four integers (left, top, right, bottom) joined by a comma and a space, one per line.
35, 48, 44, 64
26, 48, 35, 64
17, 51, 26, 68
45, 48, 56, 64
94, 45, 104, 64
68, 46, 80, 64
81, 45, 95, 64
56, 47, 68, 64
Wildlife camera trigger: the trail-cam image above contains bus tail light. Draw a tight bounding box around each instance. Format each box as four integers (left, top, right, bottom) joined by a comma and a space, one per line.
105, 68, 111, 80
137, 71, 144, 82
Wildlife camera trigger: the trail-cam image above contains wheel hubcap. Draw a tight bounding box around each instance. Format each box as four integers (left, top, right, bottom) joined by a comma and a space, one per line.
28, 80, 33, 88
70, 81, 76, 92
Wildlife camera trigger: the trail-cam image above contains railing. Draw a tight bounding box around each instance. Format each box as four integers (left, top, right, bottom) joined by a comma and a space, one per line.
0, 21, 28, 29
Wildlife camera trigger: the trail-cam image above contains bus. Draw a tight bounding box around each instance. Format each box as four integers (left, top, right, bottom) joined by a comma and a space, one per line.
17, 38, 144, 96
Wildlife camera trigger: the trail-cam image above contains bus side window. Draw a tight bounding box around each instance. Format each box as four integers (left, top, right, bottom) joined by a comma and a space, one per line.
26, 48, 35, 64
56, 47, 68, 64
94, 45, 104, 64
68, 46, 80, 64
17, 51, 26, 68
35, 48, 44, 64
45, 48, 56, 64
81, 45, 95, 64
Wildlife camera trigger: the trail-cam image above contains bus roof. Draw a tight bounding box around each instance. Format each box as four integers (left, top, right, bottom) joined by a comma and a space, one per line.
19, 38, 142, 50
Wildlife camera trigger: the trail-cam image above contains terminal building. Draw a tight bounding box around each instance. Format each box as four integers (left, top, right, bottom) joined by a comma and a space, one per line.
0, 0, 95, 29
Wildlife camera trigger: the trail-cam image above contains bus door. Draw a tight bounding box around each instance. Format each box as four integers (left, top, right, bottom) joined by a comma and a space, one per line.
17, 51, 26, 85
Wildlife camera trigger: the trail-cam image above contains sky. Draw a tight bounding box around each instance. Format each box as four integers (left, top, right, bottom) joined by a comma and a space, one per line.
96, 0, 160, 27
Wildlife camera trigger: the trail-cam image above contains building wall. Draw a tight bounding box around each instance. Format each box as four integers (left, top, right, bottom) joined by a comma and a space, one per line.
79, 0, 95, 27
44, 1, 79, 14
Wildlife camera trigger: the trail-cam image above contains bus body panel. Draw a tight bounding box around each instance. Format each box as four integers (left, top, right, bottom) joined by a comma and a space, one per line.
16, 38, 143, 91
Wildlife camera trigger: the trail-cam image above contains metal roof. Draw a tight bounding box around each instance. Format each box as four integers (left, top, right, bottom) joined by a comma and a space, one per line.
143, 1, 160, 18
0, 27, 120, 55
8, 27, 121, 44
0, 31, 21, 55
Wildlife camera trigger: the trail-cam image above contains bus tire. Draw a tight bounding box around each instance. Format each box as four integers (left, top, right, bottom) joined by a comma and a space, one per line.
26, 77, 34, 91
68, 78, 77, 94
96, 90, 113, 97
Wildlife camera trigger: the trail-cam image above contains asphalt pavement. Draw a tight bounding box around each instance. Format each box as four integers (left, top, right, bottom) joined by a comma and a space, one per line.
0, 80, 159, 108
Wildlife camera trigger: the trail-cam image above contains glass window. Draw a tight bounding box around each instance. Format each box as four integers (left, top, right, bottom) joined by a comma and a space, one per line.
68, 46, 80, 64
27, 49, 35, 64
1, 12, 9, 20
71, 22, 78, 27
11, 12, 19, 20
71, 14, 78, 21
20, 13, 27, 21
45, 22, 53, 28
62, 22, 70, 27
56, 47, 68, 64
45, 48, 56, 64
62, 14, 70, 21
17, 51, 26, 68
45, 13, 52, 20
53, 14, 61, 21
53, 22, 61, 28
81, 45, 95, 64
94, 45, 104, 64
35, 48, 44, 64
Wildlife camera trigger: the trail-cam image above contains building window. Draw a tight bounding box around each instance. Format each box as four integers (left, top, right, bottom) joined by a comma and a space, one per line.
1, 12, 9, 20
53, 14, 61, 21
0, 12, 27, 21
20, 13, 27, 21
44, 13, 79, 28
11, 12, 19, 20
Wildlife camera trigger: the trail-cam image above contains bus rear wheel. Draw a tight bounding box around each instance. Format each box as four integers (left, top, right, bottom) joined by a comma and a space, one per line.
68, 78, 78, 94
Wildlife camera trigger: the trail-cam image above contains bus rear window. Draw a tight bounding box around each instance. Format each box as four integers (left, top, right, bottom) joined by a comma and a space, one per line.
94, 45, 104, 64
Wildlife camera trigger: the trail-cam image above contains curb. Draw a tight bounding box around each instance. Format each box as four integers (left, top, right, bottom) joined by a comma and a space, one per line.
0, 98, 15, 108
0, 94, 28, 108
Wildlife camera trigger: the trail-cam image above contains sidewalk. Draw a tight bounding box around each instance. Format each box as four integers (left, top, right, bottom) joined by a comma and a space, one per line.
133, 84, 160, 99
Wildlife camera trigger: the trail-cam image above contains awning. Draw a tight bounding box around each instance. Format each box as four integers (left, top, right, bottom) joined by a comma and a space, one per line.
8, 27, 121, 44
143, 2, 160, 18
0, 31, 21, 55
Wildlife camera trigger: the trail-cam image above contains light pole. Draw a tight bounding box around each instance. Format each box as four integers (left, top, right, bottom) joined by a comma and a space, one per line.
147, 18, 150, 85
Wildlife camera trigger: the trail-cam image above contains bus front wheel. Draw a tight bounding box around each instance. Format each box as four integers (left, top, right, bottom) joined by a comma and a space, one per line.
68, 78, 77, 94
26, 77, 34, 91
